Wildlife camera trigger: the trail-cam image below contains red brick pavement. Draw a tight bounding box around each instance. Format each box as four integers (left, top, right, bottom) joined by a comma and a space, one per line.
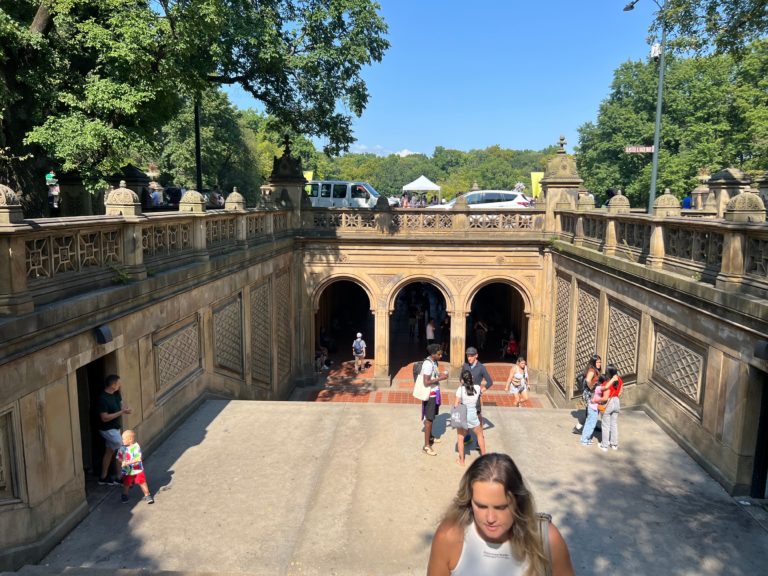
299, 359, 547, 408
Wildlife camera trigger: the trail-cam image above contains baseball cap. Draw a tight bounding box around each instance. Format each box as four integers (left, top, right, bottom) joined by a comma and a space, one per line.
466, 347, 478, 356
356, 332, 362, 338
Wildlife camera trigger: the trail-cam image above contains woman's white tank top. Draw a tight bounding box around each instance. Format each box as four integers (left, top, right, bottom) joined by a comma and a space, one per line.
451, 521, 527, 576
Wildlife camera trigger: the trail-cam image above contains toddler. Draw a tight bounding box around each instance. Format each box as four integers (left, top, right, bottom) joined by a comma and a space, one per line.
116, 429, 154, 504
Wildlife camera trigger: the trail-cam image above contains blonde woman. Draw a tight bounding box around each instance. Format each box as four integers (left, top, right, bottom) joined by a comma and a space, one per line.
506, 357, 530, 407
428, 453, 574, 576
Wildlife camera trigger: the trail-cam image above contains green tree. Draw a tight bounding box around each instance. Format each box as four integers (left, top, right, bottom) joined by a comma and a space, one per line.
1, 0, 388, 214
653, 0, 768, 55
575, 41, 768, 207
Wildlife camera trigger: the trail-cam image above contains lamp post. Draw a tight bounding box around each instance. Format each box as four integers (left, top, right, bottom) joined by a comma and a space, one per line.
624, 0, 667, 213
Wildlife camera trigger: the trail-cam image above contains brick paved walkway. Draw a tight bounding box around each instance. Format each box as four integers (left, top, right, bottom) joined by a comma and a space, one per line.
292, 358, 550, 408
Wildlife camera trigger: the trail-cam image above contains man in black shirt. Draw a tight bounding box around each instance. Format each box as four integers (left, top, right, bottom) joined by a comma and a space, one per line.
97, 374, 132, 485
461, 347, 493, 443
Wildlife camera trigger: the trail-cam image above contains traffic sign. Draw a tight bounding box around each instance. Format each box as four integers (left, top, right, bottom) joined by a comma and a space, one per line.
625, 146, 654, 153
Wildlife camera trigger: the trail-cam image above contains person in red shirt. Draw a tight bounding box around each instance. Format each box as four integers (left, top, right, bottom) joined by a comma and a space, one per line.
599, 364, 623, 451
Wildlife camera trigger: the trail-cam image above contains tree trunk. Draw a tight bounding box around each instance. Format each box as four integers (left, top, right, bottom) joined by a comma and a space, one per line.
30, 3, 52, 35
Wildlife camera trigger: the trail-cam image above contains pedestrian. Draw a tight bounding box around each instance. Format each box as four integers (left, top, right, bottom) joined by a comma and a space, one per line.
421, 343, 449, 456
453, 370, 487, 466
599, 364, 623, 451
116, 429, 154, 504
426, 319, 436, 345
572, 354, 602, 435
505, 357, 530, 407
461, 347, 493, 444
473, 319, 488, 351
352, 332, 366, 374
580, 375, 606, 446
427, 453, 575, 575
97, 374, 132, 485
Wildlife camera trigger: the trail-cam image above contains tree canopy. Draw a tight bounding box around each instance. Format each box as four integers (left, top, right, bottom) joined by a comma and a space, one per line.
575, 39, 768, 207
654, 0, 768, 55
0, 0, 388, 212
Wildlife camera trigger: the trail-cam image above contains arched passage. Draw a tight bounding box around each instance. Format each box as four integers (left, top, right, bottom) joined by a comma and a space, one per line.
389, 281, 448, 378
467, 282, 528, 362
315, 280, 373, 369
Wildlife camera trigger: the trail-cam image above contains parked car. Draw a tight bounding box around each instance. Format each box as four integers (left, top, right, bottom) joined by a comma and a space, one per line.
305, 180, 399, 208
426, 190, 534, 210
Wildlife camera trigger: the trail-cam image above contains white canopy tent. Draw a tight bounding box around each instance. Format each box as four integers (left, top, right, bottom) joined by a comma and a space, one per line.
402, 175, 442, 204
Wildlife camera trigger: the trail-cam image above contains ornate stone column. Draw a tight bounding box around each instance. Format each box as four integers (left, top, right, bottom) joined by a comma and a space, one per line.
179, 190, 209, 262
540, 136, 583, 236
373, 303, 390, 386
716, 188, 766, 291
603, 192, 630, 257
267, 136, 307, 230
449, 309, 468, 374
225, 187, 248, 250
647, 189, 681, 270
0, 184, 33, 315
105, 181, 147, 281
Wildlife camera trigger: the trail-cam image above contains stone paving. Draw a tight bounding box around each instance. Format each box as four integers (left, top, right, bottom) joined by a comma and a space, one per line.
26, 399, 768, 576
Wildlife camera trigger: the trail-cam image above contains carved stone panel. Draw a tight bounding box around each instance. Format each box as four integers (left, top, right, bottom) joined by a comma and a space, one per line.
275, 270, 292, 387
251, 281, 272, 386
213, 296, 243, 376
653, 327, 705, 415
606, 303, 639, 380
574, 285, 599, 380
552, 275, 571, 393
154, 316, 201, 395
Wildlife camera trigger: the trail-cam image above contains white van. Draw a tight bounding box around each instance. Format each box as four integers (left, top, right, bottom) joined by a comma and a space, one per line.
305, 180, 398, 208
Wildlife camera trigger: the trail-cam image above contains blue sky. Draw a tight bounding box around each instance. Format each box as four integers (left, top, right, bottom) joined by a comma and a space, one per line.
226, 0, 660, 156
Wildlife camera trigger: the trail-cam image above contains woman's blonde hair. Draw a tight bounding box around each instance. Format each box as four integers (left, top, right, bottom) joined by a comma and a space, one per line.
443, 453, 547, 576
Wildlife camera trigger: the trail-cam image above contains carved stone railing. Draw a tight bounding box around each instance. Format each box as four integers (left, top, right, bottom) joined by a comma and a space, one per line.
0, 208, 292, 314
555, 207, 768, 296
305, 207, 547, 236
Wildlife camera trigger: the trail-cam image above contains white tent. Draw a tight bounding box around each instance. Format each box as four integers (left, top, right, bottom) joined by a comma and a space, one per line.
402, 175, 442, 204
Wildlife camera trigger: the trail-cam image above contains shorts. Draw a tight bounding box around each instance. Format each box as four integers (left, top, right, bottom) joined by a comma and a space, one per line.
122, 471, 146, 486
99, 428, 122, 450
422, 397, 439, 422
509, 384, 528, 395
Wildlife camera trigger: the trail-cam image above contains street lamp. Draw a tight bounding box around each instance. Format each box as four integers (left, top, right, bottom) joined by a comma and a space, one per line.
624, 0, 667, 213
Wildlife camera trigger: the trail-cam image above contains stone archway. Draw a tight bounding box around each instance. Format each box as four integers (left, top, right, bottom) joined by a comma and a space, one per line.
314, 279, 374, 369
466, 281, 530, 363
388, 280, 449, 382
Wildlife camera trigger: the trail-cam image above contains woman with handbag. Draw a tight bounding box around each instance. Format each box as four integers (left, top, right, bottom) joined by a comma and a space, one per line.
453, 369, 486, 467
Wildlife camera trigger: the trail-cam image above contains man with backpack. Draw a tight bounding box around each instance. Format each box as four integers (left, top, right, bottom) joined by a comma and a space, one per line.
352, 332, 367, 374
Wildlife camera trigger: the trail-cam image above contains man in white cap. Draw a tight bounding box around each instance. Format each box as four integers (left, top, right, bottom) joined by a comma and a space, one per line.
352, 332, 367, 374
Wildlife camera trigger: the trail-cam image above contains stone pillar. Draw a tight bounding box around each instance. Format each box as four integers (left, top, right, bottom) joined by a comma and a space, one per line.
373, 304, 390, 386
449, 308, 468, 374
756, 172, 768, 210
647, 189, 681, 270
540, 135, 583, 237
225, 187, 248, 250
716, 188, 766, 290
268, 136, 308, 229
573, 194, 594, 247
178, 190, 209, 262
709, 168, 751, 219
104, 181, 147, 281
451, 195, 469, 230
0, 184, 33, 315
604, 193, 629, 257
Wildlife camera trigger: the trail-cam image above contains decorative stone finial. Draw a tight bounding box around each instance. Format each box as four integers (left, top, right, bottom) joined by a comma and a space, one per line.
0, 183, 23, 224
724, 187, 766, 222
225, 186, 245, 211
471, 182, 480, 192
653, 188, 682, 217
269, 136, 305, 182
606, 193, 630, 214
105, 181, 141, 216
178, 189, 206, 213
541, 135, 582, 185
557, 135, 567, 153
